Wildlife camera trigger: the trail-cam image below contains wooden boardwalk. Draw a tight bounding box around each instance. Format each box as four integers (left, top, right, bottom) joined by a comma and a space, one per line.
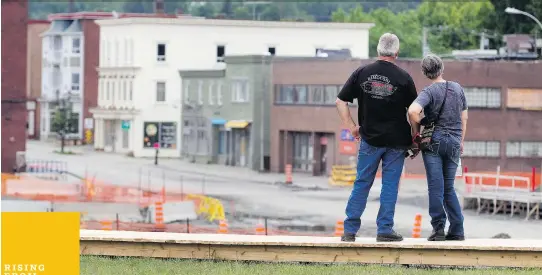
80, 230, 542, 268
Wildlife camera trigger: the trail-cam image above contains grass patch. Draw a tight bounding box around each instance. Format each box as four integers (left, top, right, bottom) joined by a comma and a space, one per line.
81, 256, 541, 275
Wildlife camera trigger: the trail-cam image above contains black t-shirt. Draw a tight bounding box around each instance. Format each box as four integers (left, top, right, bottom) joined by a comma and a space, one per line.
337, 60, 418, 148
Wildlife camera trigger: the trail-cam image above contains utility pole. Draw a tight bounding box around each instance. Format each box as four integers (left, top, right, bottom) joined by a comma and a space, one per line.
422, 27, 430, 57
259, 56, 266, 172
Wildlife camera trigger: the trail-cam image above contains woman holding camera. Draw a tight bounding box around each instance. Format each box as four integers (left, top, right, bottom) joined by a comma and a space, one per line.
408, 54, 468, 241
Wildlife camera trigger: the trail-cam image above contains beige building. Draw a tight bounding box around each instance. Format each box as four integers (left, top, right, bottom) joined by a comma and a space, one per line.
27, 20, 50, 139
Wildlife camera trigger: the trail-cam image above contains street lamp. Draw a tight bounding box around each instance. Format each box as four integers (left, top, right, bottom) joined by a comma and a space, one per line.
505, 7, 542, 31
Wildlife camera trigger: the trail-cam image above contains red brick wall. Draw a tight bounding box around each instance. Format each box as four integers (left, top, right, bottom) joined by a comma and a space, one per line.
2, 0, 28, 172
82, 20, 100, 143
270, 59, 542, 174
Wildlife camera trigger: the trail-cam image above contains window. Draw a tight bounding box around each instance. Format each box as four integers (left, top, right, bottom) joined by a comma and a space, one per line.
268, 47, 276, 56
157, 43, 166, 62
462, 141, 500, 157
71, 73, 80, 91
156, 82, 166, 102
129, 79, 133, 101
324, 85, 338, 105
98, 77, 104, 101
69, 57, 80, 67
309, 85, 324, 105
72, 38, 80, 54
197, 80, 203, 105
106, 79, 111, 100
217, 45, 225, 62
463, 87, 501, 108
218, 130, 226, 155
122, 78, 127, 101
506, 141, 542, 157
53, 35, 62, 51
231, 79, 249, 103
292, 132, 313, 172
208, 81, 215, 105
275, 85, 308, 104
217, 81, 223, 105
183, 80, 191, 104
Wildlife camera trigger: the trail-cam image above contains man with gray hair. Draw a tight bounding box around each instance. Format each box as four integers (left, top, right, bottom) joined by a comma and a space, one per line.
336, 33, 419, 242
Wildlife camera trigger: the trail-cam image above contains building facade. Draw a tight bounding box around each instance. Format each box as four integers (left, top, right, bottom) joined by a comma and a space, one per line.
40, 12, 176, 144
270, 58, 542, 175
270, 58, 362, 176
40, 13, 101, 142
27, 20, 50, 139
180, 56, 272, 171
92, 16, 373, 158
2, 0, 28, 172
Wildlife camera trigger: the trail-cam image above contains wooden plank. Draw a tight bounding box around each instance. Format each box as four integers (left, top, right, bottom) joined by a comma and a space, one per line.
80, 230, 542, 267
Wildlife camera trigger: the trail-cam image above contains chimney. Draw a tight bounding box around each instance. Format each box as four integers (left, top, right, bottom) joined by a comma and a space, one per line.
154, 0, 165, 14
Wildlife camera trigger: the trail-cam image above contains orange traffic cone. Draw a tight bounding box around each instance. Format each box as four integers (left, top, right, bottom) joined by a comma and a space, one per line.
218, 219, 228, 234
155, 201, 165, 230
334, 220, 344, 237
100, 220, 113, 231
255, 219, 265, 235
412, 213, 422, 238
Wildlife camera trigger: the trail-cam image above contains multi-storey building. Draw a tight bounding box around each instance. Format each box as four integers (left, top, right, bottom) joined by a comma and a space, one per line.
179, 56, 272, 170
27, 20, 50, 139
39, 11, 175, 144
91, 16, 373, 158
270, 59, 542, 175
2, 0, 28, 172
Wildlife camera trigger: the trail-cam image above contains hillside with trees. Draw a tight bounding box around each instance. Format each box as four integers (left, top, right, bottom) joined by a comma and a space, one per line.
30, 0, 542, 58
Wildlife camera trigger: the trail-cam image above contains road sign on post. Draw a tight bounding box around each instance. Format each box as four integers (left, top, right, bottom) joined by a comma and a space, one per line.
121, 120, 130, 130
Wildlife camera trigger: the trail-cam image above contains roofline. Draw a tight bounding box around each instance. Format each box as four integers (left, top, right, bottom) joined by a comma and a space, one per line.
28, 20, 50, 25
95, 17, 375, 30
48, 12, 177, 21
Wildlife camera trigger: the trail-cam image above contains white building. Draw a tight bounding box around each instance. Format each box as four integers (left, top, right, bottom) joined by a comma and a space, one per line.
40, 18, 84, 140
90, 17, 374, 157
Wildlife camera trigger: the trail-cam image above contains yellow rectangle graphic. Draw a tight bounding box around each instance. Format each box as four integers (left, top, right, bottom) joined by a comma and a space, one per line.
2, 212, 80, 275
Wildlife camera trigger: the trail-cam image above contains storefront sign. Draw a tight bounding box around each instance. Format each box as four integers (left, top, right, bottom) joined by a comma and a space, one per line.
339, 140, 358, 155
143, 121, 177, 149
121, 120, 130, 130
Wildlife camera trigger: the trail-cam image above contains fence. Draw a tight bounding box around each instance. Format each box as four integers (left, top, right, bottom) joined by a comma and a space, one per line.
1, 172, 226, 223
463, 172, 541, 220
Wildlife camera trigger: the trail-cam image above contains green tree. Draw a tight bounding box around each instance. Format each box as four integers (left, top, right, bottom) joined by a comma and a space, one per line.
331, 7, 347, 23
192, 3, 217, 18
417, 1, 495, 55
233, 6, 252, 20
260, 5, 281, 21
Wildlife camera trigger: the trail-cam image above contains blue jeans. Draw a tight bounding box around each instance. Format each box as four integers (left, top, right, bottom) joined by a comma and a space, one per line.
422, 131, 465, 236
344, 140, 405, 235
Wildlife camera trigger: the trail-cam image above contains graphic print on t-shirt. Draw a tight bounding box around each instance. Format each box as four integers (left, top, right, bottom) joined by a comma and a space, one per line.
361, 74, 397, 100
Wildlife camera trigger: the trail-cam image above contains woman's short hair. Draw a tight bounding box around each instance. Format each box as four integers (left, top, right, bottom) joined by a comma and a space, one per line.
421, 54, 444, 80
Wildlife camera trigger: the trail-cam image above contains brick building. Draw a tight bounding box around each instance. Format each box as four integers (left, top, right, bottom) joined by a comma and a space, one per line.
2, 0, 28, 172
27, 20, 50, 139
270, 58, 542, 175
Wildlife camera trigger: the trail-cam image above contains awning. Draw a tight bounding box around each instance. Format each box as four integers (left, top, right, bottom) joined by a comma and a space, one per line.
225, 120, 250, 129
211, 118, 227, 125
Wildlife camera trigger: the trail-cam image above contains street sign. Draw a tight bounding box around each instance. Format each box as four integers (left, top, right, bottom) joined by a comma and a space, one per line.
340, 129, 355, 141
121, 120, 130, 130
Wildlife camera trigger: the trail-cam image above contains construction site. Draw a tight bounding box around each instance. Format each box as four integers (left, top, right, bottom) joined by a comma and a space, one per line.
2, 141, 541, 240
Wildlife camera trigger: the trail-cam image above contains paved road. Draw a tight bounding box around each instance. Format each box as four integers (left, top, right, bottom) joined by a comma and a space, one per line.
25, 140, 542, 239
